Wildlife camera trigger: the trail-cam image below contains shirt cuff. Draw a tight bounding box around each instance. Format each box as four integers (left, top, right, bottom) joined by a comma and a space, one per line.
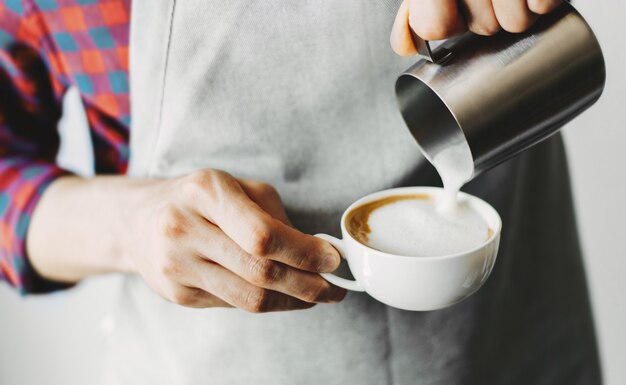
0, 161, 74, 294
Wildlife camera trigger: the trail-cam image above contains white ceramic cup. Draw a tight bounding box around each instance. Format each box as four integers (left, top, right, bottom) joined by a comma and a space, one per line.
316, 186, 501, 311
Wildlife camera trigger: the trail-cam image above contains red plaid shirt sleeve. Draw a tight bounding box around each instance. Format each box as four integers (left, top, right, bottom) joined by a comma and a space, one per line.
0, 0, 130, 294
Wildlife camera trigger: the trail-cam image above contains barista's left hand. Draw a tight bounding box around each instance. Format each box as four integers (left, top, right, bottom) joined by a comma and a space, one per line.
390, 0, 563, 56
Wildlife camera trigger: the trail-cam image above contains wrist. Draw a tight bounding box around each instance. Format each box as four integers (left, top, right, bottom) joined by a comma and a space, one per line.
27, 175, 163, 283
113, 177, 160, 275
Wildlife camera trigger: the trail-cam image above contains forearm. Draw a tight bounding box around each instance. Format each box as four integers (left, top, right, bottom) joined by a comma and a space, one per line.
23, 169, 345, 311
26, 175, 147, 283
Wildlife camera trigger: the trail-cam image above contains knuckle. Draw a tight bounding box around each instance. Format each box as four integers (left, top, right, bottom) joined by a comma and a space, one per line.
501, 16, 532, 33
242, 288, 271, 313
413, 23, 454, 41
528, 0, 556, 15
468, 21, 500, 36
293, 250, 313, 271
183, 169, 230, 199
183, 169, 211, 193
301, 283, 328, 303
258, 183, 280, 199
159, 254, 181, 279
293, 244, 320, 271
247, 219, 275, 256
248, 258, 281, 286
245, 181, 281, 203
187, 169, 214, 187
160, 206, 188, 239
169, 287, 195, 307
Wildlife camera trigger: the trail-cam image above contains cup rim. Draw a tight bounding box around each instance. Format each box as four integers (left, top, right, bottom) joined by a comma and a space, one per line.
340, 186, 502, 261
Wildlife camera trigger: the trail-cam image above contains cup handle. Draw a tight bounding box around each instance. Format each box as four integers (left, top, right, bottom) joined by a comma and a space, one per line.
315, 234, 365, 292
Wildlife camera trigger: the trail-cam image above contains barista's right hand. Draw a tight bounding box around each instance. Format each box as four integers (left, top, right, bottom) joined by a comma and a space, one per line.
390, 0, 563, 56
124, 169, 346, 312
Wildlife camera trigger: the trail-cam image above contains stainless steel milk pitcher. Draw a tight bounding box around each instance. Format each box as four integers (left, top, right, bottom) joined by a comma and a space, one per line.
395, 2, 605, 182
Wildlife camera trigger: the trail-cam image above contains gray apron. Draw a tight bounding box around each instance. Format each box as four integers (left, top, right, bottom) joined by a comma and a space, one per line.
102, 1, 601, 384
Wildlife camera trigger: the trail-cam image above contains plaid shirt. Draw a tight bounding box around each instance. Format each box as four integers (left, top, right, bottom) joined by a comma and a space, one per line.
0, 0, 130, 293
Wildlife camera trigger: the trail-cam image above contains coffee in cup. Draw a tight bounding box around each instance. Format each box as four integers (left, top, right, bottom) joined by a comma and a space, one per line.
316, 186, 501, 311
345, 193, 493, 258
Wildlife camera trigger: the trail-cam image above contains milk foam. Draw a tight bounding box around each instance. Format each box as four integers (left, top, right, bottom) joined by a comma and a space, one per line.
366, 197, 489, 257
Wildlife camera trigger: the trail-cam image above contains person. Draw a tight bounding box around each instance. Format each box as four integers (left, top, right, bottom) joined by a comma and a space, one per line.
0, 0, 601, 384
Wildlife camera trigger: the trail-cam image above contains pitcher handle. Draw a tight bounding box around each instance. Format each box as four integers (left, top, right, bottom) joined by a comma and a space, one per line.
410, 29, 453, 64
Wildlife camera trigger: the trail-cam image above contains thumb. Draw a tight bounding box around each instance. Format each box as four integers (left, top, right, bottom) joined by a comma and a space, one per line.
390, 0, 418, 56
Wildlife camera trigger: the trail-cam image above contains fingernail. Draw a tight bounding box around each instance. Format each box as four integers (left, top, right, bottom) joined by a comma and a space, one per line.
320, 254, 339, 272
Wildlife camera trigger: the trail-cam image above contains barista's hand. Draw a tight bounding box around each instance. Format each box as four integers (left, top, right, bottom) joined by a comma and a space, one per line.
390, 0, 563, 56
126, 169, 346, 311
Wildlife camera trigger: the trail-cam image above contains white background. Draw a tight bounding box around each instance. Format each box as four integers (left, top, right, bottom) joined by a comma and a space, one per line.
1, 2, 624, 384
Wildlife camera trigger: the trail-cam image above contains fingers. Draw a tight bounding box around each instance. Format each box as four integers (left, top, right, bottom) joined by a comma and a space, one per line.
390, 0, 562, 56
391, 1, 417, 56
238, 217, 340, 272
183, 170, 340, 273
187, 258, 316, 313
459, 0, 500, 36
527, 0, 562, 15
492, 0, 537, 33
142, 169, 346, 312
190, 222, 346, 304
407, 0, 466, 41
